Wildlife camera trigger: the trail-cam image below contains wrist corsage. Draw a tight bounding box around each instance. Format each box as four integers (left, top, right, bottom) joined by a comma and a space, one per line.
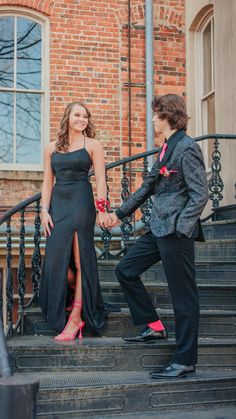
96, 198, 110, 213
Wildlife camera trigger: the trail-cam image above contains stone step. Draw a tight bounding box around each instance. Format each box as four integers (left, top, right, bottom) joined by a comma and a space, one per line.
106, 238, 236, 262
98, 238, 236, 266
195, 239, 236, 261
90, 406, 236, 419
8, 336, 236, 374
213, 204, 236, 221
101, 282, 236, 310
202, 219, 236, 239
19, 369, 236, 417
23, 307, 236, 339
98, 260, 236, 284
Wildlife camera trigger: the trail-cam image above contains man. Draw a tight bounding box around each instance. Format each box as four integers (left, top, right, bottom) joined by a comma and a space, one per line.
109, 94, 209, 378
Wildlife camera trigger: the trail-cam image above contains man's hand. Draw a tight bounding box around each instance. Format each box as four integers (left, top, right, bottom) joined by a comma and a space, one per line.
109, 213, 120, 228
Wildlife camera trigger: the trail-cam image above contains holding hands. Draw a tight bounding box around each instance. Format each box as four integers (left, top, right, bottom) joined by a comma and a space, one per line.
97, 208, 120, 230
108, 213, 119, 228
96, 197, 120, 230
97, 212, 111, 229
97, 212, 120, 229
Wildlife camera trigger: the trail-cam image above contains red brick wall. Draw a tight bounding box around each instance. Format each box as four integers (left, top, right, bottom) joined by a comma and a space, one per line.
0, 0, 185, 209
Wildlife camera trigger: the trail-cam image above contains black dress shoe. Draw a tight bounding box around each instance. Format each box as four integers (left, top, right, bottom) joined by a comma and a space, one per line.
150, 363, 196, 379
123, 326, 167, 343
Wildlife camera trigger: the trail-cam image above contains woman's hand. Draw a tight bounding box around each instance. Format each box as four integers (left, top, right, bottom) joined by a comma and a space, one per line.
97, 212, 110, 229
41, 211, 54, 237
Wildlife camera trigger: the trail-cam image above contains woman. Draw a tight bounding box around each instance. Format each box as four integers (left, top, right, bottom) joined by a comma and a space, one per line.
39, 101, 110, 340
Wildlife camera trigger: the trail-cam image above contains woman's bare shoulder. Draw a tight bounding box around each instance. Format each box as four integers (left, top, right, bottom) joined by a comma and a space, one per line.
87, 138, 103, 151
45, 141, 57, 155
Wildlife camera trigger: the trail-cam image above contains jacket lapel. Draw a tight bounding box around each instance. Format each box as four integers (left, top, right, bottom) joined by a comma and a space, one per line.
157, 129, 186, 169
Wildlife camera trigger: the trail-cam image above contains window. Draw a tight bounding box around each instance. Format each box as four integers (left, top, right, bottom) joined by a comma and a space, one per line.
195, 12, 215, 165
0, 12, 49, 170
201, 16, 215, 135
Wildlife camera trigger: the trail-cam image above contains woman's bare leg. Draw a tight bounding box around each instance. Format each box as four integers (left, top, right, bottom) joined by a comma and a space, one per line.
68, 267, 75, 286
55, 232, 83, 337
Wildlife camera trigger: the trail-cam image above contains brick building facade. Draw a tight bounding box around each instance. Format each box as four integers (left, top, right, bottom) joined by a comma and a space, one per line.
0, 0, 185, 210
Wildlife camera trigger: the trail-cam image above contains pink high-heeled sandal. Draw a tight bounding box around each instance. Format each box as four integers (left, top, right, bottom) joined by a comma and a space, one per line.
55, 300, 85, 341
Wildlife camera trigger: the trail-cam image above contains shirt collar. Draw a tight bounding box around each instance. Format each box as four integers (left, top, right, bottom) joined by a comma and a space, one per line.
166, 129, 186, 144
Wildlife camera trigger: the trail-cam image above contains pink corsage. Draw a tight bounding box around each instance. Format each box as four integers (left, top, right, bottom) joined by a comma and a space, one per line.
96, 198, 110, 213
159, 166, 178, 177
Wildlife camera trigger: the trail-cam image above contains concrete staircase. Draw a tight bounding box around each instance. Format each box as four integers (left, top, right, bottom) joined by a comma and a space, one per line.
7, 218, 236, 418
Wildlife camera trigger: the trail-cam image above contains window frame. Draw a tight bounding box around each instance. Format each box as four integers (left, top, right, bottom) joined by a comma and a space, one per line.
0, 7, 50, 171
194, 11, 215, 164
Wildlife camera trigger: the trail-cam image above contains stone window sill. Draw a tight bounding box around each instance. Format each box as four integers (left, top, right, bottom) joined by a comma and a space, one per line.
0, 170, 44, 181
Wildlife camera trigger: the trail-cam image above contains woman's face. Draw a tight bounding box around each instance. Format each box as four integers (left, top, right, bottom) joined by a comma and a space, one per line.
69, 104, 89, 133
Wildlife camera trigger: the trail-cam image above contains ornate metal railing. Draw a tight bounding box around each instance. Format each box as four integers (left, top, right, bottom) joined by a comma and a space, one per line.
0, 134, 235, 337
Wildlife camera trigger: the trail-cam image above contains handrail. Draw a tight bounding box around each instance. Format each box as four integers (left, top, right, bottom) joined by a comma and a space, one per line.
194, 134, 236, 140
0, 193, 41, 225
1, 133, 236, 225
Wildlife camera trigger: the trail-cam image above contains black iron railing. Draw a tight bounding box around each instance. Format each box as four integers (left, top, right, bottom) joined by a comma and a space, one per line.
0, 134, 235, 338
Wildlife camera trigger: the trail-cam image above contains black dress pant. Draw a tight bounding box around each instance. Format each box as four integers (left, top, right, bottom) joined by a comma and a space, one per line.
115, 231, 199, 365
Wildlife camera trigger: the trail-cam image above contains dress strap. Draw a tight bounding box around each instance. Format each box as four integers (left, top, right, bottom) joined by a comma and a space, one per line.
83, 134, 86, 149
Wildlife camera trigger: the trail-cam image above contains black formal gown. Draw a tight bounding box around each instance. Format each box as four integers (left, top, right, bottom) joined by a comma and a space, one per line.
39, 145, 109, 335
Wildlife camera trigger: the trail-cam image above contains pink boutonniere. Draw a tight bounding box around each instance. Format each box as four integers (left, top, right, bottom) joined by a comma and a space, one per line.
159, 166, 178, 177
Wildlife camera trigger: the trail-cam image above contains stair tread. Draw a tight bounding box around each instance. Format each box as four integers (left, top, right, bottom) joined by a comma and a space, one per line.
204, 219, 236, 225
91, 406, 236, 419
23, 306, 236, 315
98, 260, 236, 265
101, 281, 236, 288
18, 369, 236, 389
8, 335, 236, 349
197, 239, 236, 243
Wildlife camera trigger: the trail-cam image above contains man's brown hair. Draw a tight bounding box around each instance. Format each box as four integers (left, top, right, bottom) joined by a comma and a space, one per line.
152, 94, 188, 130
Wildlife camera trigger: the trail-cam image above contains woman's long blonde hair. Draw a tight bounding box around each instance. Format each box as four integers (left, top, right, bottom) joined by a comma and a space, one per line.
55, 101, 96, 152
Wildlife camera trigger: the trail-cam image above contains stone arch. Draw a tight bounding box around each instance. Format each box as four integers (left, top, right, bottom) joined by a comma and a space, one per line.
0, 0, 54, 16
116, 2, 184, 31
189, 4, 214, 32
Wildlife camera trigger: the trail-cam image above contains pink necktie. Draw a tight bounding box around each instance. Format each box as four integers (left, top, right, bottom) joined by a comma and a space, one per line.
159, 142, 168, 162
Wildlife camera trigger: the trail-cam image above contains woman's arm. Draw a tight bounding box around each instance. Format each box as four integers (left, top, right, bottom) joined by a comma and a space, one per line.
91, 140, 110, 228
41, 143, 55, 236
91, 140, 107, 200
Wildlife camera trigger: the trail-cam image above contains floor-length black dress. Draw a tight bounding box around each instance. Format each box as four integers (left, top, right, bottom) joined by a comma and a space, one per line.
39, 144, 109, 335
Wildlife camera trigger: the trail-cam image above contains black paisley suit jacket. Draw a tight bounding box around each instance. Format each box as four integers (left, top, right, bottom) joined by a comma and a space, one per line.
116, 130, 209, 241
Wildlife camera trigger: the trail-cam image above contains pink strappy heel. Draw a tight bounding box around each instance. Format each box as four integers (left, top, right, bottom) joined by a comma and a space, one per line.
54, 300, 85, 341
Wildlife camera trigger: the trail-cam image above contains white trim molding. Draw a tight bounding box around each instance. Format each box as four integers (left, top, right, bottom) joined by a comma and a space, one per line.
0, 7, 50, 171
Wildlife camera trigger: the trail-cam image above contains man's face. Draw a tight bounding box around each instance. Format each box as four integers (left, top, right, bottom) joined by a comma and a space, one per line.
152, 113, 169, 135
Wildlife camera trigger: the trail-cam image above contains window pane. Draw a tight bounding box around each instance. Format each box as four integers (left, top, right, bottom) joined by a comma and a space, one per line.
17, 18, 42, 90
202, 94, 215, 166
207, 94, 215, 167
0, 92, 14, 163
203, 21, 212, 95
16, 93, 41, 164
207, 94, 215, 134
0, 17, 14, 88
